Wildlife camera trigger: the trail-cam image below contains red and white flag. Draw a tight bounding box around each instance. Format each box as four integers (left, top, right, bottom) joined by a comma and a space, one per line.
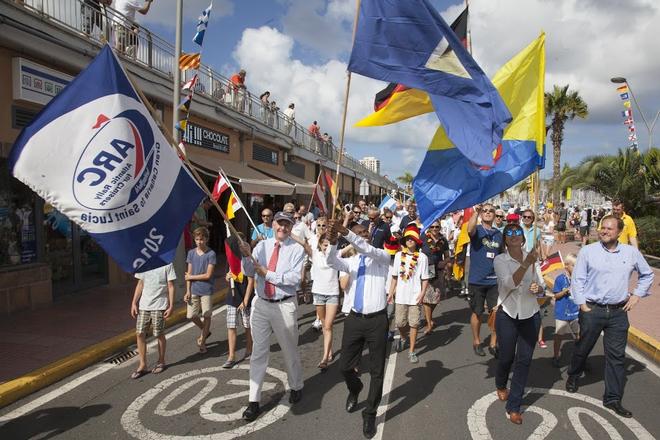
312, 171, 327, 214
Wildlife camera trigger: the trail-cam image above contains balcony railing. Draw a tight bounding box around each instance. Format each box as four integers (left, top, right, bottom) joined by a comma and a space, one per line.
16, 0, 393, 188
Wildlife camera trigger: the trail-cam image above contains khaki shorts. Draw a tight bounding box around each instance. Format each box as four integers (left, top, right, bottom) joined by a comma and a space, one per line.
136, 310, 165, 336
187, 294, 213, 318
395, 303, 421, 328
555, 319, 579, 336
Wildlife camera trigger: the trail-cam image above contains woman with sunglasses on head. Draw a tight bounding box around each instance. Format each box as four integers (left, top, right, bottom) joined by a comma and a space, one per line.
493, 224, 543, 425
421, 220, 450, 335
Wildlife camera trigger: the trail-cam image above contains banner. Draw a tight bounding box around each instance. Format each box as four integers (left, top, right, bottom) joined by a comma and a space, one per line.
9, 45, 206, 273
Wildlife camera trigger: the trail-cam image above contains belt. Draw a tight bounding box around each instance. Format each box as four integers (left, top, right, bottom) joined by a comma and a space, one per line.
349, 308, 387, 319
261, 296, 294, 303
586, 301, 627, 309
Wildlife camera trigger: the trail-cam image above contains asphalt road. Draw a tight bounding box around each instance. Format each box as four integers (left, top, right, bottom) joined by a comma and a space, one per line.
1, 294, 658, 440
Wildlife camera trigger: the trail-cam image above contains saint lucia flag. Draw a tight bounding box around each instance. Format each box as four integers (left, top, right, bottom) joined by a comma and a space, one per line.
8, 45, 206, 273
348, 0, 511, 167
193, 4, 213, 46
414, 34, 546, 227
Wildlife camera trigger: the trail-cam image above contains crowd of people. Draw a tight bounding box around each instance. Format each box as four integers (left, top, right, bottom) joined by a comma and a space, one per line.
128, 196, 653, 438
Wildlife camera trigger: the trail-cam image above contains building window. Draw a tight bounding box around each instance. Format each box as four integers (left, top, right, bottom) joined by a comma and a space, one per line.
253, 144, 278, 165
285, 161, 305, 179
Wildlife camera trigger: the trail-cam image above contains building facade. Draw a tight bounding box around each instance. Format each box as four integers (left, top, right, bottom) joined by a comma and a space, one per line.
359, 156, 381, 174
0, 0, 395, 315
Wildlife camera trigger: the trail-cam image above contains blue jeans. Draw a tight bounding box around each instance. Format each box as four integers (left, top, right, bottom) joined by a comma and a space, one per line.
495, 309, 541, 413
568, 306, 629, 405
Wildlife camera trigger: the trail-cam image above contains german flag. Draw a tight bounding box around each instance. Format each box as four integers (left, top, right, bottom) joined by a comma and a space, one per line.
179, 53, 201, 71
224, 226, 244, 283
212, 173, 242, 220
355, 7, 469, 127
541, 252, 564, 275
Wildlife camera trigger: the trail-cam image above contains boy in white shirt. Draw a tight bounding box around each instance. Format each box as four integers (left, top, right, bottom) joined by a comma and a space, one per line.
388, 225, 430, 363
130, 262, 176, 378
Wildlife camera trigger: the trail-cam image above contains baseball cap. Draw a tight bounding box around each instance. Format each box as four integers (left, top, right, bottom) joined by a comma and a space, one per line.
273, 211, 294, 224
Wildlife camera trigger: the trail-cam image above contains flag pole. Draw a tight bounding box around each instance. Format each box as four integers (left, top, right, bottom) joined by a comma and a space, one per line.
219, 167, 261, 234
120, 55, 243, 242
331, 0, 361, 220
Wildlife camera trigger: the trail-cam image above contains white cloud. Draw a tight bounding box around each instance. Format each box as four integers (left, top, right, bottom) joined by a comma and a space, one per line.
140, 0, 233, 28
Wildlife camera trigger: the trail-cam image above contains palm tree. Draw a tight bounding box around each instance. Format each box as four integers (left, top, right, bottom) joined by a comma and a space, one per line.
397, 171, 414, 194
545, 85, 589, 207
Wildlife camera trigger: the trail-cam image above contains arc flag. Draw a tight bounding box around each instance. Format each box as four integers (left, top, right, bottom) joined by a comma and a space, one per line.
354, 6, 468, 127
348, 0, 511, 167
414, 33, 546, 227
8, 45, 206, 273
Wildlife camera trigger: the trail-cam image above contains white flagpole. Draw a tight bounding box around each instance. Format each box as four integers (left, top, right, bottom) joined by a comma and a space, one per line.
219, 167, 261, 233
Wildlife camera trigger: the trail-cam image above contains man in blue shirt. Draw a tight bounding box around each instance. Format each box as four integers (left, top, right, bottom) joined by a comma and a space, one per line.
565, 216, 654, 418
250, 208, 274, 247
467, 203, 504, 357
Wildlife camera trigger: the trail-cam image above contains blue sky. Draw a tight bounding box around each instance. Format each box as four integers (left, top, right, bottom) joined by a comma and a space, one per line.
141, 0, 660, 184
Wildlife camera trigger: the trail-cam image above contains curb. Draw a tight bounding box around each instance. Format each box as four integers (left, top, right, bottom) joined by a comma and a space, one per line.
0, 288, 227, 409
628, 326, 660, 366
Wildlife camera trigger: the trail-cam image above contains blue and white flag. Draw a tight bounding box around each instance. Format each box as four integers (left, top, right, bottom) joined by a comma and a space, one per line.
193, 3, 213, 46
9, 45, 206, 273
378, 195, 397, 213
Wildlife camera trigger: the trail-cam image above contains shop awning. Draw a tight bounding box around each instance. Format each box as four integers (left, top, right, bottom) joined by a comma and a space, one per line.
186, 146, 294, 195
249, 165, 316, 195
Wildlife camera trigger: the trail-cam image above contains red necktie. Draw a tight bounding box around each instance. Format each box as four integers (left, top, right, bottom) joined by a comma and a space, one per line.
264, 242, 280, 298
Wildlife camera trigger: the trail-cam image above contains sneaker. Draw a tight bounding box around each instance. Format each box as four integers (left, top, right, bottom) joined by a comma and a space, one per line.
409, 352, 419, 363
394, 338, 405, 353
538, 340, 548, 349
222, 359, 237, 369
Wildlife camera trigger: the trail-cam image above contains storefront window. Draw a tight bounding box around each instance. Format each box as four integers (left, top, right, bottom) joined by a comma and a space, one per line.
0, 160, 38, 267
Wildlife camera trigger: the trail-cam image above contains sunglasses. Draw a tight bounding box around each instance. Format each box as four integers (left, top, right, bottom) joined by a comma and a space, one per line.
429, 226, 440, 229
262, 214, 272, 217
522, 215, 534, 219
496, 215, 504, 218
353, 210, 361, 214
504, 229, 524, 237
385, 216, 393, 219
482, 209, 495, 213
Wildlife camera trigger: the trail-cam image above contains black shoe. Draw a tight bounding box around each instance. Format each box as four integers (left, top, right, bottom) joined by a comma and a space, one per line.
289, 388, 303, 404
488, 346, 499, 358
346, 383, 363, 413
242, 402, 261, 422
363, 415, 377, 438
566, 375, 579, 393
604, 401, 633, 418
474, 344, 486, 357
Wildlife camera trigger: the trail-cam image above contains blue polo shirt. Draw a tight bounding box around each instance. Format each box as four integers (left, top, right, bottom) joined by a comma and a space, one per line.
468, 225, 503, 286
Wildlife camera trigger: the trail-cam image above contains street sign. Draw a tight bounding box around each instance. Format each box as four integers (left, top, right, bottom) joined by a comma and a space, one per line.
359, 179, 369, 196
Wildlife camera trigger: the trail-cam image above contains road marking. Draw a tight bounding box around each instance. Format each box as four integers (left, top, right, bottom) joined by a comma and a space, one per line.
467, 388, 655, 439
567, 407, 624, 440
120, 364, 289, 439
155, 377, 219, 416
373, 336, 399, 440
0, 305, 227, 422
626, 346, 660, 378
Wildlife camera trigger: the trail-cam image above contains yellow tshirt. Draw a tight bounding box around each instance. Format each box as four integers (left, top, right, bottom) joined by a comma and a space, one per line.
598, 213, 637, 244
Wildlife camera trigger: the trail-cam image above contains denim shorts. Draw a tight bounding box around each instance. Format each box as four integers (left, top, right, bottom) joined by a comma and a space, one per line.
313, 294, 339, 305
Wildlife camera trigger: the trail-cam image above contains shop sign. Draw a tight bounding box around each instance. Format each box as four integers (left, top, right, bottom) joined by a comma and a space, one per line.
12, 58, 73, 105
183, 123, 230, 153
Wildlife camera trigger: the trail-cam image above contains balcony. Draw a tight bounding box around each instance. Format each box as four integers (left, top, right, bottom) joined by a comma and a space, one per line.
14, 0, 393, 189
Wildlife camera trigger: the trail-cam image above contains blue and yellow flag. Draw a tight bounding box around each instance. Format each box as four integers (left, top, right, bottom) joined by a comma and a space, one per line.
414, 33, 546, 227
348, 0, 511, 167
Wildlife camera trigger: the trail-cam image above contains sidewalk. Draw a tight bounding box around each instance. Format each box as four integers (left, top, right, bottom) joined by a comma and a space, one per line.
0, 259, 229, 384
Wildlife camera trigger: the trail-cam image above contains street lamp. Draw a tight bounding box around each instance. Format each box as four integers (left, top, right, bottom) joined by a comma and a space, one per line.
610, 77, 660, 151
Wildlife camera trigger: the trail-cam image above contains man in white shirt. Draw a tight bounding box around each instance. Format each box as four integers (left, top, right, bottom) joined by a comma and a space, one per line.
239, 212, 305, 422
327, 219, 391, 439
284, 103, 295, 135
112, 0, 153, 55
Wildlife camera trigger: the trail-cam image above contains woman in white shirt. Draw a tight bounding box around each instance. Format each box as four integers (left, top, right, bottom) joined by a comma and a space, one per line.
492, 223, 542, 425
308, 230, 340, 371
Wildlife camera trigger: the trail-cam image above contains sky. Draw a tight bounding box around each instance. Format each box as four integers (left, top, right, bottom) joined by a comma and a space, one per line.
140, 0, 660, 184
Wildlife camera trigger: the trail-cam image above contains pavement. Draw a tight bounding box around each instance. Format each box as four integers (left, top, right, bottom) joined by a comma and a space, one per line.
0, 292, 658, 439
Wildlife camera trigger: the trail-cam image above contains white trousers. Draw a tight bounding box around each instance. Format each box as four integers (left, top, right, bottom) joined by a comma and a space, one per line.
249, 296, 303, 402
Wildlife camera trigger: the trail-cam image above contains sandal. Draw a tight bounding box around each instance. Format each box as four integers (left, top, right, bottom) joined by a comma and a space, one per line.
197, 332, 212, 347
199, 344, 207, 354
131, 370, 148, 380
318, 360, 328, 371
151, 363, 166, 374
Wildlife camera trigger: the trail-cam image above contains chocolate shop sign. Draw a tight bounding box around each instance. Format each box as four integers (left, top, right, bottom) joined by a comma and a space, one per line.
183, 123, 230, 153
